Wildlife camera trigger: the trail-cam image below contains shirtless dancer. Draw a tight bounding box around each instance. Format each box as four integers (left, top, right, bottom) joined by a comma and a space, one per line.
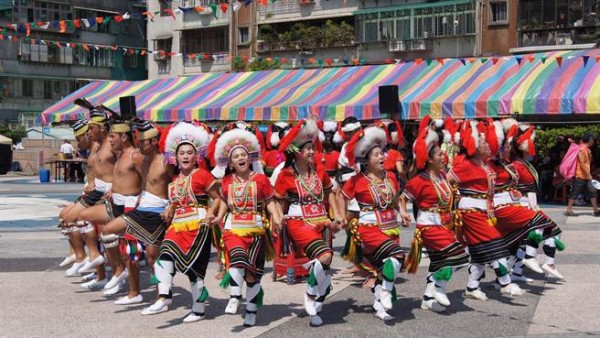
101, 120, 173, 304
78, 118, 143, 296
60, 111, 114, 291
58, 120, 91, 271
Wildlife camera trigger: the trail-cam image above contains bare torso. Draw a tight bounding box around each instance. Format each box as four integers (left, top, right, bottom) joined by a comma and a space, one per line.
88, 138, 116, 183
142, 152, 172, 199
111, 146, 143, 196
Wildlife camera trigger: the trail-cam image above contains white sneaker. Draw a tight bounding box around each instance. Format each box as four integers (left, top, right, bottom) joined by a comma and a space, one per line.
81, 272, 96, 282
432, 286, 451, 307
104, 269, 129, 290
373, 301, 393, 321
522, 258, 544, 274
224, 297, 240, 315
500, 283, 525, 297
243, 312, 257, 327
309, 315, 323, 327
304, 293, 317, 316
542, 264, 565, 280
65, 260, 88, 277
464, 288, 488, 301
103, 280, 125, 296
59, 254, 76, 267
421, 299, 446, 313
183, 312, 205, 323
114, 294, 143, 305
80, 278, 108, 291
379, 289, 393, 310
510, 273, 533, 283
141, 298, 172, 315
78, 255, 105, 274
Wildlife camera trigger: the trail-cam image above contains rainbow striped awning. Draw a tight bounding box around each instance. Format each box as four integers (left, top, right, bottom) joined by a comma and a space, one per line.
41, 49, 600, 124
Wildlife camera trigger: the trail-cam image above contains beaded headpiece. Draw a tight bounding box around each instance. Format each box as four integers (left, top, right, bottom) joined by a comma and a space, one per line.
162, 122, 211, 166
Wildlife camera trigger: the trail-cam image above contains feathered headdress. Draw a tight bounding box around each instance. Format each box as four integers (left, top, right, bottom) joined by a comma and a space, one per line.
212, 128, 262, 179
459, 120, 481, 157
484, 119, 505, 157
72, 119, 89, 138
266, 122, 289, 150
346, 124, 388, 167
163, 122, 211, 166
413, 119, 440, 170
388, 120, 404, 145
516, 124, 536, 157
278, 119, 320, 153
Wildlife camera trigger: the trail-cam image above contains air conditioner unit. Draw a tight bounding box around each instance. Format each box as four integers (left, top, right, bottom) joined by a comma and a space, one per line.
299, 50, 313, 55
388, 40, 406, 52
199, 8, 213, 15
555, 33, 573, 46
410, 39, 429, 51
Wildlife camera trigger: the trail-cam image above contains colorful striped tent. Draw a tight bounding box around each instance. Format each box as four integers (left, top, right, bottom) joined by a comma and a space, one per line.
41, 49, 600, 124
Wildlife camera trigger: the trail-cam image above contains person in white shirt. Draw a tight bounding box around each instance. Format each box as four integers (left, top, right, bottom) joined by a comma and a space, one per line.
60, 139, 74, 159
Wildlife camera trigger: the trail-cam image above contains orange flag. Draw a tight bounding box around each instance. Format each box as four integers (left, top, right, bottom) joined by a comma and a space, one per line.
59, 20, 66, 33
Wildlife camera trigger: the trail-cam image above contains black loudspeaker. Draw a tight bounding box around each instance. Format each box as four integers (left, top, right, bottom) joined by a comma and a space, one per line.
379, 85, 399, 119
119, 96, 136, 120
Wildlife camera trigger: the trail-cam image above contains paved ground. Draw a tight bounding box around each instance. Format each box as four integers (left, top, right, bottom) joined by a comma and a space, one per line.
0, 176, 599, 337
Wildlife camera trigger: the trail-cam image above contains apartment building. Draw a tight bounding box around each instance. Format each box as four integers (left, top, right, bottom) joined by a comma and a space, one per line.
0, 0, 147, 128
511, 0, 598, 54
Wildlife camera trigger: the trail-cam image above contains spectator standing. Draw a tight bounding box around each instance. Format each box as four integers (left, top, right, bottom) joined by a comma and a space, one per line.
565, 132, 599, 216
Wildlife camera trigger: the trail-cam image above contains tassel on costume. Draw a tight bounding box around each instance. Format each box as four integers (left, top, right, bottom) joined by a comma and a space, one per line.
150, 273, 159, 285
554, 237, 566, 251
198, 286, 209, 302
219, 271, 231, 289
341, 219, 362, 265
405, 227, 426, 274
433, 267, 453, 281
262, 215, 276, 261
527, 230, 544, 246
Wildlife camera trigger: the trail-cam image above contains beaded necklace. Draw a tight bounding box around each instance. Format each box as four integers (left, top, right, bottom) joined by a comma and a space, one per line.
173, 169, 196, 204
428, 171, 452, 207
293, 164, 324, 204
231, 173, 253, 212
364, 172, 394, 209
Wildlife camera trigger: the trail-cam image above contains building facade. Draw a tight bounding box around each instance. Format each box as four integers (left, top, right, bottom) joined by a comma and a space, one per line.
511, 0, 598, 54
0, 0, 147, 128
481, 0, 519, 56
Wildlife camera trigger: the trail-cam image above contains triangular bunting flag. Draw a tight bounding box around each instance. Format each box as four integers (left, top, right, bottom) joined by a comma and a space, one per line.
480, 58, 487, 64
459, 58, 466, 65
210, 3, 218, 19
233, 2, 242, 12
220, 3, 228, 13
556, 56, 562, 67
515, 57, 523, 65
583, 55, 590, 67
527, 56, 535, 63
425, 59, 432, 66
541, 57, 547, 64
59, 20, 66, 33
436, 58, 444, 65
415, 58, 423, 65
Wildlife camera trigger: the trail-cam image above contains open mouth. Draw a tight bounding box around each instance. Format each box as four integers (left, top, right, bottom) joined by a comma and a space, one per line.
238, 161, 247, 167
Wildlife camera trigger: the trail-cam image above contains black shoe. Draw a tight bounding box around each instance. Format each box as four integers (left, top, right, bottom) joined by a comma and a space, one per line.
594, 210, 600, 217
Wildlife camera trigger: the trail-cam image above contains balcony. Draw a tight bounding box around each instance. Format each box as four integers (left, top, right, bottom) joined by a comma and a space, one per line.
258, 0, 358, 24
518, 26, 597, 48
257, 39, 356, 53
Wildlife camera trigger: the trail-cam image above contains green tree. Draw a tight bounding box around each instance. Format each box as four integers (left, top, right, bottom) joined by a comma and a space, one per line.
231, 56, 246, 72
0, 125, 26, 144
248, 58, 281, 71
535, 124, 600, 155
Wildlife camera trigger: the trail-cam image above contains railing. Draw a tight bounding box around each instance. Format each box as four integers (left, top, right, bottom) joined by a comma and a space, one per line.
519, 26, 597, 47
257, 40, 356, 52
183, 55, 230, 66
258, 0, 357, 17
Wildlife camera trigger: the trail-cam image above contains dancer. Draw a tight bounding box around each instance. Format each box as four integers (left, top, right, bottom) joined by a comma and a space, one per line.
100, 120, 174, 304
400, 124, 469, 313
447, 120, 524, 300
213, 127, 282, 327
340, 125, 406, 321
79, 117, 144, 295
141, 122, 222, 323
509, 122, 565, 280
274, 118, 343, 327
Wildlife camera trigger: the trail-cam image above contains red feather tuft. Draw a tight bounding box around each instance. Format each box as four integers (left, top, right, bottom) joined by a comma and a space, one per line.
486, 122, 500, 156
345, 130, 363, 167
518, 126, 536, 156
278, 120, 305, 153
419, 115, 432, 133
395, 120, 404, 146
414, 129, 429, 170
337, 122, 346, 142
506, 124, 518, 143
444, 117, 456, 138
460, 122, 476, 156
206, 130, 220, 167
158, 124, 172, 154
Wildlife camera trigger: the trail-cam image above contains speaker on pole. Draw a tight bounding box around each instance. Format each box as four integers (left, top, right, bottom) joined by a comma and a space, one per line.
379, 85, 399, 120
119, 96, 136, 120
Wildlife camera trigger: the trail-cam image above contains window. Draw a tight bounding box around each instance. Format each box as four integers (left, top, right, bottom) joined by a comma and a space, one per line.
44, 81, 52, 99
490, 1, 508, 25
159, 0, 172, 17
22, 79, 33, 97
157, 60, 171, 74
239, 27, 250, 45
154, 38, 173, 53
181, 27, 229, 54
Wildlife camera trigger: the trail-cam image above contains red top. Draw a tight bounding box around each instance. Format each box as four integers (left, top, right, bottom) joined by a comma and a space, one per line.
322, 151, 340, 173
488, 160, 518, 192
448, 158, 494, 196
261, 150, 284, 173
168, 168, 216, 206
221, 172, 273, 212
403, 172, 452, 209
342, 172, 398, 209
513, 159, 538, 193
274, 166, 333, 204
384, 149, 404, 172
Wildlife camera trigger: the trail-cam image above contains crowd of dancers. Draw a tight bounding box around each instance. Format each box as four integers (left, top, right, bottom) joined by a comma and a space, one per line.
57, 102, 565, 327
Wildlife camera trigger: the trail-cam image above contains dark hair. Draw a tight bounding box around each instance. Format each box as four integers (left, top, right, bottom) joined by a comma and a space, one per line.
582, 132, 597, 143
283, 150, 295, 168
341, 116, 358, 127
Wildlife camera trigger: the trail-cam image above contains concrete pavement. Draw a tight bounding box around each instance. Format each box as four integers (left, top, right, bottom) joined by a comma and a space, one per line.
0, 176, 599, 337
